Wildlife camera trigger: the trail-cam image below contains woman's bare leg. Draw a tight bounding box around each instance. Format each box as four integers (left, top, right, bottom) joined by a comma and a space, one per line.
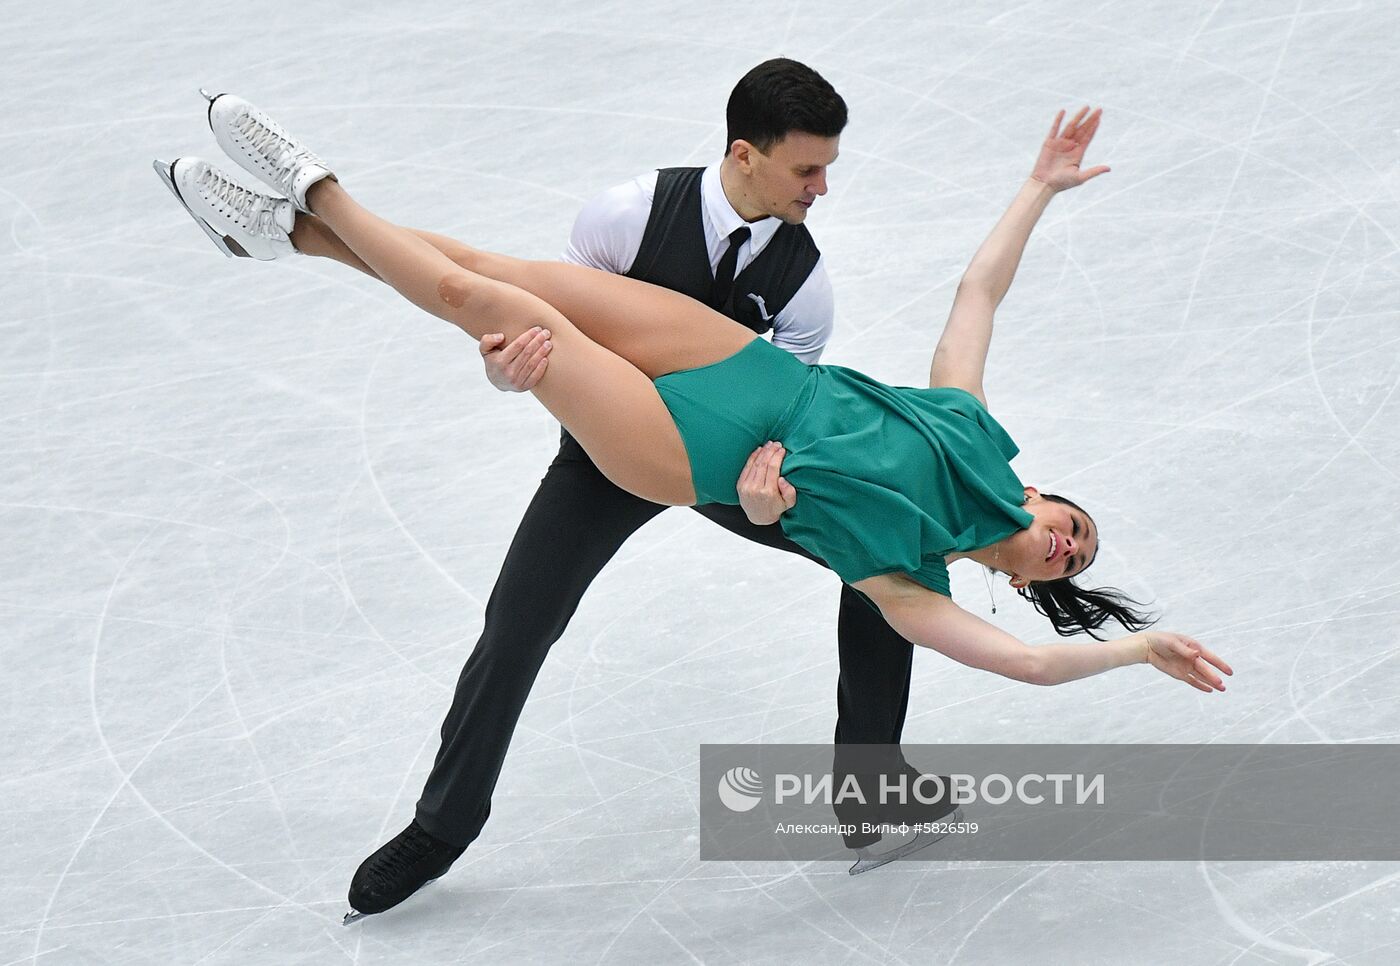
416, 235, 760, 379
290, 216, 756, 380
290, 215, 377, 278
289, 216, 475, 286
303, 179, 698, 505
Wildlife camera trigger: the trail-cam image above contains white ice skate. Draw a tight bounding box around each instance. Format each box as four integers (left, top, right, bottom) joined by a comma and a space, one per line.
847, 807, 964, 875
200, 88, 336, 214
153, 157, 297, 261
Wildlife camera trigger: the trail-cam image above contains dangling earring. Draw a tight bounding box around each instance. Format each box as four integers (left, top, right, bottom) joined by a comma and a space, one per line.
984, 544, 1002, 614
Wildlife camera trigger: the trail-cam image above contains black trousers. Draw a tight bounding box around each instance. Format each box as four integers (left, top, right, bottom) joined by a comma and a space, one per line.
414, 435, 918, 847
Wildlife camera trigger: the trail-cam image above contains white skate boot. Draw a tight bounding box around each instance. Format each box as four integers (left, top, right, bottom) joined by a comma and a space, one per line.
153, 157, 297, 260
201, 89, 336, 214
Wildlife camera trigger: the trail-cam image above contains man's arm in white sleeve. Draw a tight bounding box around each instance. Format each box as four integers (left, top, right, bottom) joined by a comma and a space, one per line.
559, 172, 657, 274
768, 256, 834, 364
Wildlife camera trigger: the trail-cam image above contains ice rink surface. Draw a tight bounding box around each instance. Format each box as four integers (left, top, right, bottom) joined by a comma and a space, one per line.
4, 0, 1400, 962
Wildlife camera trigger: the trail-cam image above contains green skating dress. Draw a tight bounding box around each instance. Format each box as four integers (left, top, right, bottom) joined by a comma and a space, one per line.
653, 337, 1034, 597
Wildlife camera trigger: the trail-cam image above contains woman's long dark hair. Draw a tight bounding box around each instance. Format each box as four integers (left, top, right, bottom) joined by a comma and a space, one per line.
1015, 493, 1157, 641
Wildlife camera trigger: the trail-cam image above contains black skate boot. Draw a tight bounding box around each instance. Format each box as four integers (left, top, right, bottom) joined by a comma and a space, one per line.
344, 819, 466, 923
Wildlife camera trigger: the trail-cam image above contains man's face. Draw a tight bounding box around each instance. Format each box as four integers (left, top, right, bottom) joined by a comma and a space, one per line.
739, 132, 840, 225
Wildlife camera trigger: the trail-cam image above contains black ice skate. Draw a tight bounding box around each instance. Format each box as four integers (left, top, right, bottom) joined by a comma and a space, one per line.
343, 819, 466, 924
847, 807, 964, 876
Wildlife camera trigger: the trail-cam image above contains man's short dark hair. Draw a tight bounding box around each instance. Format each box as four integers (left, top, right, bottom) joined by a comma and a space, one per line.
725, 58, 847, 155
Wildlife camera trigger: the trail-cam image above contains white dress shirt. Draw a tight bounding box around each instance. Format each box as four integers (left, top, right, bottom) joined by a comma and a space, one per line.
560, 165, 834, 363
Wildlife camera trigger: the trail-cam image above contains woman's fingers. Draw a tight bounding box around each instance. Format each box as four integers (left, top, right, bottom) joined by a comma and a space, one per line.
1192, 656, 1226, 690
1077, 115, 1103, 154
1196, 645, 1233, 676
1062, 107, 1102, 149
1168, 637, 1195, 659
1048, 108, 1066, 140
1173, 634, 1232, 688
1148, 634, 1228, 693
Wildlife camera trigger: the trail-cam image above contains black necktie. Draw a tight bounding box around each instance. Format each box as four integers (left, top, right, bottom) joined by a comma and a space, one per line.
710, 226, 751, 311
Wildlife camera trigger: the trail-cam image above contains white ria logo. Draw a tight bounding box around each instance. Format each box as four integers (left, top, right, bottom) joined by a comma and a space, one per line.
718, 767, 764, 812
746, 293, 774, 321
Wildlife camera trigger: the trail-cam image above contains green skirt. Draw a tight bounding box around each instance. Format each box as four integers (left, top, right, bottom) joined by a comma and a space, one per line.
653, 337, 1033, 597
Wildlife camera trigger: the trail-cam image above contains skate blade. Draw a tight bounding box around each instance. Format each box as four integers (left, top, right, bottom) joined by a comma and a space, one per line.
341, 875, 444, 925
152, 159, 247, 259
199, 88, 229, 129
847, 807, 963, 876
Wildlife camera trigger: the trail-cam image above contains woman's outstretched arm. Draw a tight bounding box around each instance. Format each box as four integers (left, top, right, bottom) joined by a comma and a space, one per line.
854, 573, 1232, 691
929, 107, 1110, 402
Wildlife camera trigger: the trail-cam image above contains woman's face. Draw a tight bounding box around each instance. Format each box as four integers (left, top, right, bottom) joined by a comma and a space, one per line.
1002, 488, 1098, 588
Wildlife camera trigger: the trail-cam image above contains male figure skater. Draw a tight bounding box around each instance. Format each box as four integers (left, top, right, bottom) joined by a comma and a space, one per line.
347, 58, 952, 920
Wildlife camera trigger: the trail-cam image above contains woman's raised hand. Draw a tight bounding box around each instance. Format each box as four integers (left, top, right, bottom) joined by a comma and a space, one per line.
1030, 107, 1110, 192
1141, 631, 1234, 693
736, 441, 797, 526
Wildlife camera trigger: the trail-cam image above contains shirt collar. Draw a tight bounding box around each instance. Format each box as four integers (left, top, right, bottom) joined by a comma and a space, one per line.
701, 164, 782, 256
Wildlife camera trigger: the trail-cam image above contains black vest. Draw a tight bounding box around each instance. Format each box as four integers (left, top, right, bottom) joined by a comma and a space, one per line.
560, 167, 822, 454
625, 167, 821, 332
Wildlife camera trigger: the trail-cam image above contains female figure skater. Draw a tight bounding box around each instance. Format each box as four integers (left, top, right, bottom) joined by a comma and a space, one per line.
155, 95, 1232, 694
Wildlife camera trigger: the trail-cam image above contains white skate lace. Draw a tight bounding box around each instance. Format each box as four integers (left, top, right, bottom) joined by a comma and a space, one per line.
236, 110, 321, 188
196, 166, 284, 240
